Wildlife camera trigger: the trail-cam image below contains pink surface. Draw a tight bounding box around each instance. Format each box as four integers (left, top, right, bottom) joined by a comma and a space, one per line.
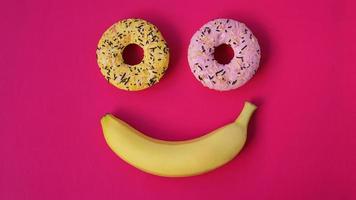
0, 0, 355, 199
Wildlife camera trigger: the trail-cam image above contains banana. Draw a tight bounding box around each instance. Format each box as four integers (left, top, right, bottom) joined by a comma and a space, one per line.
101, 102, 256, 177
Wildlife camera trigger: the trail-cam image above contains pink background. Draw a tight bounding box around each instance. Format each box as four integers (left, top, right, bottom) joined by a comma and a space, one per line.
1, 0, 355, 199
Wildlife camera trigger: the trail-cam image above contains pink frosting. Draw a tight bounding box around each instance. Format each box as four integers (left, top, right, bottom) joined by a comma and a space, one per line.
188, 19, 261, 91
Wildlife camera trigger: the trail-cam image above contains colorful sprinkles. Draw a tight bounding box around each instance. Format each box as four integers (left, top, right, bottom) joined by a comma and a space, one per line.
96, 19, 169, 91
188, 18, 261, 91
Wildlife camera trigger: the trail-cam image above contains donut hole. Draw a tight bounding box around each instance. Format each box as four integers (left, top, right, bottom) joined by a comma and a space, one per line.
122, 44, 144, 65
214, 44, 234, 64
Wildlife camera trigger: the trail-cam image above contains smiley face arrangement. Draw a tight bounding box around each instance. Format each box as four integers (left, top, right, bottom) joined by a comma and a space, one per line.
96, 19, 169, 91
97, 18, 260, 177
188, 19, 261, 91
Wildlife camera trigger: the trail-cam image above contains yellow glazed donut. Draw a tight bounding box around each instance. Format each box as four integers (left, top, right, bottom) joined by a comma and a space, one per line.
96, 19, 169, 91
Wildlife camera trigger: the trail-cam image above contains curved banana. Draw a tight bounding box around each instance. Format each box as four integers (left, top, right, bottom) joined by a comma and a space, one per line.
101, 102, 257, 177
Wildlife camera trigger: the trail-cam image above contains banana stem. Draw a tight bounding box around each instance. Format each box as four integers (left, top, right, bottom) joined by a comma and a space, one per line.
235, 102, 257, 126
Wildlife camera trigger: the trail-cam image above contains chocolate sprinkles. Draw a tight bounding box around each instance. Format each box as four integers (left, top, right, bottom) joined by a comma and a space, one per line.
215, 69, 224, 75
187, 18, 261, 90
97, 19, 169, 90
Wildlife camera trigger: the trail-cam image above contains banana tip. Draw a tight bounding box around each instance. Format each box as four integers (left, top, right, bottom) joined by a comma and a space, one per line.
244, 102, 257, 111
101, 114, 112, 123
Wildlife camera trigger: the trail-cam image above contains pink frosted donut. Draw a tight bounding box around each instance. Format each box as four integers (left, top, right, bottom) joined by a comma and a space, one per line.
188, 19, 261, 91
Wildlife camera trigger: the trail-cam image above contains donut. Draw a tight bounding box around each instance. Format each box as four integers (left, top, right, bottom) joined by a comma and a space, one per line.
96, 19, 169, 91
188, 19, 261, 91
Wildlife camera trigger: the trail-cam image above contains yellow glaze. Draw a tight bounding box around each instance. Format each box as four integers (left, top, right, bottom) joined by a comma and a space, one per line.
96, 19, 169, 91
